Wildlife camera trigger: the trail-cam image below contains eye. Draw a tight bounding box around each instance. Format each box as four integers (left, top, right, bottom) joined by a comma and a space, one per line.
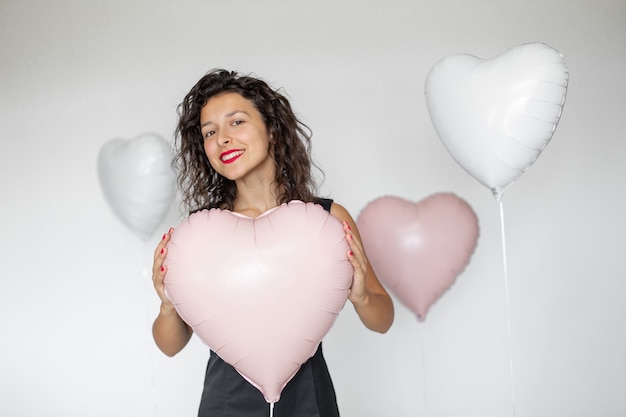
204, 130, 216, 139
232, 119, 244, 126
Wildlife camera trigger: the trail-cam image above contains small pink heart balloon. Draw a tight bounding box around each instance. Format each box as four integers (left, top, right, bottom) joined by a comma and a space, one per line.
163, 201, 352, 404
357, 193, 479, 321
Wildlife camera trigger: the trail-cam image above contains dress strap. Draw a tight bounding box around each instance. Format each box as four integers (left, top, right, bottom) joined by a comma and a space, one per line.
314, 198, 333, 213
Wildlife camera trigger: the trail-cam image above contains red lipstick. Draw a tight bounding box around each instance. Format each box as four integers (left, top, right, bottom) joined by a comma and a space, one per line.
220, 149, 244, 164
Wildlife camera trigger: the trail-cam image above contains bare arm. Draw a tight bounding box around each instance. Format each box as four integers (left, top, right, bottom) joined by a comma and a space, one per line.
151, 229, 193, 356
331, 203, 394, 333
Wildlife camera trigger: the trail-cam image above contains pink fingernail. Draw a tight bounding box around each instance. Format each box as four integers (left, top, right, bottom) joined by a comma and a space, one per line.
160, 266, 165, 272
162, 234, 167, 240
160, 248, 164, 254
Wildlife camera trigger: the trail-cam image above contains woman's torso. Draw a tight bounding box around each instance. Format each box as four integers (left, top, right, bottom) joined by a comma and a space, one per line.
197, 198, 340, 417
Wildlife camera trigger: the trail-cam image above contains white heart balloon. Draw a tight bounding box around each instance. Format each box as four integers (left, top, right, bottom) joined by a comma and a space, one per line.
425, 42, 569, 200
98, 133, 176, 240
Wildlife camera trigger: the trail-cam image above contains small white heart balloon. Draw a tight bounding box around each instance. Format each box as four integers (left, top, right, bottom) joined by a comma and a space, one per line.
425, 42, 569, 200
98, 133, 176, 240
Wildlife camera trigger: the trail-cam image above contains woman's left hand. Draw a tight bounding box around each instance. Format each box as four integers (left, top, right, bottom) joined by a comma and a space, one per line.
331, 202, 394, 333
343, 221, 368, 305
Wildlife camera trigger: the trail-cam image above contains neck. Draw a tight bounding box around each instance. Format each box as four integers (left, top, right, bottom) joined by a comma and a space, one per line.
233, 182, 281, 218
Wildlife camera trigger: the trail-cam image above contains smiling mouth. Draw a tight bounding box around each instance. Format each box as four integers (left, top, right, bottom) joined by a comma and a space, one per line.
220, 150, 244, 163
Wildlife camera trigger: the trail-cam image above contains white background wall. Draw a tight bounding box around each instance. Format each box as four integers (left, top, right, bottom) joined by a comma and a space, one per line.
1, 1, 625, 416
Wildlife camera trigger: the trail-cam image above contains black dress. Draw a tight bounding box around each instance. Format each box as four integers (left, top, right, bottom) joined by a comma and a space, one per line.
197, 198, 340, 417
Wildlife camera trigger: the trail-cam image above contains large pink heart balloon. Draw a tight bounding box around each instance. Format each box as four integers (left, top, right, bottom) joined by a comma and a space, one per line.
163, 201, 352, 404
357, 194, 479, 321
98, 133, 176, 240
425, 42, 568, 200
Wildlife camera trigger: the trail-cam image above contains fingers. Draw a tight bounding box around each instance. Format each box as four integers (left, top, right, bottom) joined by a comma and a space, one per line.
343, 221, 369, 304
343, 221, 366, 270
154, 227, 174, 259
152, 228, 174, 303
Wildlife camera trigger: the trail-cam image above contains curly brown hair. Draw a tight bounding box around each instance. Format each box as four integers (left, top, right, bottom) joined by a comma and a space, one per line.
173, 69, 321, 213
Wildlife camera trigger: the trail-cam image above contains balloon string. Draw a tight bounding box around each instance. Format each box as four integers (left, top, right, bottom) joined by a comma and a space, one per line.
419, 331, 428, 408
499, 200, 517, 417
143, 266, 160, 417
269, 402, 275, 417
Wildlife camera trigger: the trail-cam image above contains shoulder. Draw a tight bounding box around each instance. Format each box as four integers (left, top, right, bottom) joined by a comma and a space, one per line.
329, 201, 355, 224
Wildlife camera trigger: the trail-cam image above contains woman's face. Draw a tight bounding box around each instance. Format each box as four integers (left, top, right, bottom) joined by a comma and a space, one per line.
200, 92, 275, 183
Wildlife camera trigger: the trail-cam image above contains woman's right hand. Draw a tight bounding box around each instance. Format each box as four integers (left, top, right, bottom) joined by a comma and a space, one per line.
151, 227, 193, 356
152, 227, 174, 305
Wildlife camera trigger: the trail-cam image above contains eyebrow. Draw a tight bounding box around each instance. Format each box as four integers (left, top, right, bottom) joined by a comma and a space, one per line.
201, 110, 249, 128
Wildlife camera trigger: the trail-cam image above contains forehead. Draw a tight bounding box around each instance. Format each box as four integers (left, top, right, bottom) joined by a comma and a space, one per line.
200, 92, 257, 118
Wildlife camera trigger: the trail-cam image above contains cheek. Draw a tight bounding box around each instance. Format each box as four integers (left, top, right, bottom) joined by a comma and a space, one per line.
203, 141, 220, 166
204, 140, 216, 157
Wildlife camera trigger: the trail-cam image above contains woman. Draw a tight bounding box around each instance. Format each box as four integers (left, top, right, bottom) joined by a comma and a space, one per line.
152, 69, 393, 416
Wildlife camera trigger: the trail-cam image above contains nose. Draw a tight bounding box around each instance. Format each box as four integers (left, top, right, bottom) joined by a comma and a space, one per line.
216, 131, 230, 146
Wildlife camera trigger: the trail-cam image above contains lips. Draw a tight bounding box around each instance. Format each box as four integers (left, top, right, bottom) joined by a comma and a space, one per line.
220, 149, 244, 164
